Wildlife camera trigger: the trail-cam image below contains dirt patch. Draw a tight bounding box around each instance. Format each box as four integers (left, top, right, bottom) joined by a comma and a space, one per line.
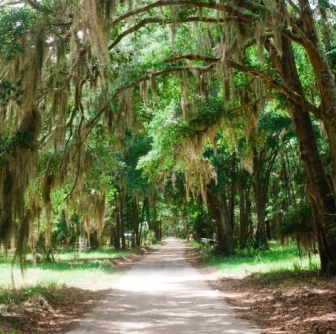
207, 269, 336, 334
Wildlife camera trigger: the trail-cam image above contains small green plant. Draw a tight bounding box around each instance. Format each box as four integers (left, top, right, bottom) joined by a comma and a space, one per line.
142, 229, 156, 246
293, 262, 301, 272
309, 262, 319, 271
254, 253, 263, 263
311, 277, 317, 285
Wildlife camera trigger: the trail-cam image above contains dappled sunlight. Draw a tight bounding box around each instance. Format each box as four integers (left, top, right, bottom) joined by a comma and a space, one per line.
67, 239, 259, 333
304, 313, 336, 323
69, 286, 258, 333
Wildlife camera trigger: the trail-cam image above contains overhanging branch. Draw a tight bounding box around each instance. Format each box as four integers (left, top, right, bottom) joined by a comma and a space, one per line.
164, 53, 320, 117
85, 64, 215, 134
106, 0, 258, 30
226, 60, 320, 117
109, 17, 227, 50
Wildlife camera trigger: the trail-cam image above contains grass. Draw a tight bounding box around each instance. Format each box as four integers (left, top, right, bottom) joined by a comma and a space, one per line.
0, 282, 57, 305
0, 248, 141, 333
0, 249, 134, 289
204, 241, 320, 278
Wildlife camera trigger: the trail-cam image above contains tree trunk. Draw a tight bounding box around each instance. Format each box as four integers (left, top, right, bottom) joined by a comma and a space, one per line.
114, 208, 121, 250
158, 220, 162, 241
132, 197, 139, 248
252, 148, 278, 249
152, 193, 160, 242
120, 201, 126, 250
229, 154, 236, 233
207, 188, 234, 255
89, 230, 98, 250
239, 173, 251, 249
266, 35, 336, 273
298, 0, 336, 182
252, 149, 268, 250
138, 197, 148, 246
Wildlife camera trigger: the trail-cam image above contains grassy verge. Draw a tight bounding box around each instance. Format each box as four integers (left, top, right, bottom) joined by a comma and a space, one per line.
197, 240, 320, 278
0, 247, 154, 333
0, 248, 145, 333
0, 248, 136, 289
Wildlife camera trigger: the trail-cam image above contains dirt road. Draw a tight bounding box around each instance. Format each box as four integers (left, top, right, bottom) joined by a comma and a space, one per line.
66, 238, 260, 333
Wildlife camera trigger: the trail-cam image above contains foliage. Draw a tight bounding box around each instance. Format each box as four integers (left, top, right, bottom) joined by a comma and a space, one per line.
0, 8, 33, 61
51, 212, 80, 249
0, 0, 335, 274
279, 202, 312, 237
124, 136, 153, 192
278, 201, 316, 258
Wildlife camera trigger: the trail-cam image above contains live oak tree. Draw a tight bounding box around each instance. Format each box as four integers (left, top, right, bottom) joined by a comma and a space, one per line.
1, 0, 336, 273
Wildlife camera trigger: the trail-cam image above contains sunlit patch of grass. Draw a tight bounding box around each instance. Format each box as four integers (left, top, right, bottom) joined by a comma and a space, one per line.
52, 249, 131, 261
0, 249, 134, 289
0, 248, 141, 333
206, 241, 320, 278
4, 265, 115, 288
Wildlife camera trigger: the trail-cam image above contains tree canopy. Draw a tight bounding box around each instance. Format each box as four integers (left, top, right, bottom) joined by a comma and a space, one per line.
1, 0, 336, 273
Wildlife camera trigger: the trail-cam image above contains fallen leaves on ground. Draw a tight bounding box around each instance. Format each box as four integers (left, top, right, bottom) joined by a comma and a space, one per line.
0, 286, 108, 333
208, 270, 336, 334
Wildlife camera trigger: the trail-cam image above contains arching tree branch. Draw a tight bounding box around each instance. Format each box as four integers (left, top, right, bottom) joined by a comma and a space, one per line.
226, 60, 320, 117
106, 0, 309, 59
109, 16, 227, 50
86, 64, 216, 135
165, 55, 220, 63
164, 53, 320, 117
106, 0, 259, 30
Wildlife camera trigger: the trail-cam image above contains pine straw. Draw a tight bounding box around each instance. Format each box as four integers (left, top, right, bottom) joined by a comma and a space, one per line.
207, 269, 336, 334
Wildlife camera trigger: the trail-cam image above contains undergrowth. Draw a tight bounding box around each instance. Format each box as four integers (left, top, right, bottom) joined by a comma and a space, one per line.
0, 282, 57, 305
197, 240, 320, 277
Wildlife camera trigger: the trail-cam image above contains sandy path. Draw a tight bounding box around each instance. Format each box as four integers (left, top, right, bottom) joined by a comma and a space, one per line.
66, 238, 260, 333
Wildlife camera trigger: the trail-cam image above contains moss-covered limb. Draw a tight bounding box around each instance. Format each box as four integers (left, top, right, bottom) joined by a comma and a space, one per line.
107, 0, 260, 30
109, 17, 228, 51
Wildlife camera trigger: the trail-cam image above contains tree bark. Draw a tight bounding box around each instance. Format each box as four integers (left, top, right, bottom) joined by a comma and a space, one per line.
132, 197, 139, 247
252, 148, 268, 250
239, 174, 251, 249
207, 188, 234, 255
297, 0, 336, 185
266, 35, 336, 273
120, 200, 126, 250
114, 208, 121, 250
